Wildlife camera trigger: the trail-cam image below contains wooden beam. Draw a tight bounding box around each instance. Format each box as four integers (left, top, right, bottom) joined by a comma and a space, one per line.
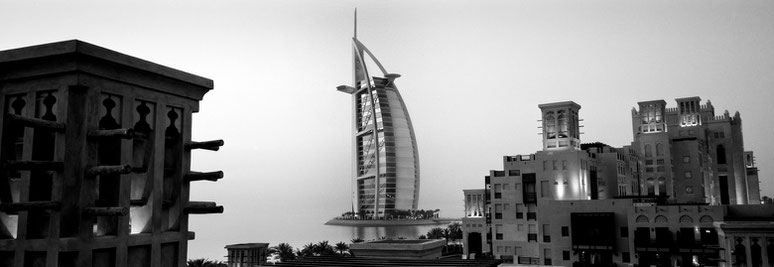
185, 139, 224, 151
0, 201, 61, 212
184, 203, 223, 214
87, 128, 142, 139
6, 113, 65, 131
83, 207, 129, 216
86, 165, 132, 176
5, 160, 64, 171
185, 171, 223, 182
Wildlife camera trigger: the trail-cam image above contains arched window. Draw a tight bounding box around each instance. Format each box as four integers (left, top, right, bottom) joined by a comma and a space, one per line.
654, 215, 668, 223
545, 112, 556, 139
717, 145, 727, 164
699, 215, 713, 223
656, 143, 663, 156
679, 215, 693, 224
636, 215, 649, 223
644, 144, 652, 157
557, 111, 568, 138
647, 178, 655, 196
658, 177, 667, 196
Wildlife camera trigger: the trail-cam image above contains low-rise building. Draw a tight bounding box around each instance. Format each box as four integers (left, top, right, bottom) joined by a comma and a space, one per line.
463, 98, 770, 267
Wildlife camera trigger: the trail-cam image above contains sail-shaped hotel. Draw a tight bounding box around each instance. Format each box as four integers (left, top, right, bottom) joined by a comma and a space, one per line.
337, 20, 420, 219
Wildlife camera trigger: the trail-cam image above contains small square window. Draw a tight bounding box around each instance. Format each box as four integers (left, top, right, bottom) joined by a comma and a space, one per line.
683, 156, 690, 163
684, 171, 692, 179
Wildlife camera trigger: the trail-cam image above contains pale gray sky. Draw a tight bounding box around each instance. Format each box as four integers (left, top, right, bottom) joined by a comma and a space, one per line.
2, 0, 773, 261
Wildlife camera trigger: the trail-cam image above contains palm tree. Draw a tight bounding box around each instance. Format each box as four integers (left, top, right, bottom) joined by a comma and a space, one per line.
269, 243, 296, 262
314, 240, 335, 256
335, 242, 350, 256
426, 227, 445, 239
299, 242, 315, 258
447, 222, 463, 242
187, 258, 226, 267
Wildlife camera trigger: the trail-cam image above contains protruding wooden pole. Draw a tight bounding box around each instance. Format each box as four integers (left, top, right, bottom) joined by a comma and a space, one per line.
86, 165, 132, 176
185, 140, 224, 151
88, 128, 142, 139
185, 171, 223, 182
0, 201, 61, 212
5, 160, 64, 171
184, 202, 223, 214
83, 207, 129, 216
6, 113, 65, 131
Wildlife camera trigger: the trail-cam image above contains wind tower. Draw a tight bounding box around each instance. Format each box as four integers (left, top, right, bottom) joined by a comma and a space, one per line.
337, 12, 420, 219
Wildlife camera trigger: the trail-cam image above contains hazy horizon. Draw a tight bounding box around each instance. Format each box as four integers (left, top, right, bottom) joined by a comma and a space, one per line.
2, 0, 773, 261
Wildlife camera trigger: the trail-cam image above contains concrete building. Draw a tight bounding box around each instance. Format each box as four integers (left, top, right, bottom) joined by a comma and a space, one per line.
337, 24, 420, 218
631, 97, 760, 205
225, 243, 269, 267
0, 40, 224, 267
463, 98, 770, 267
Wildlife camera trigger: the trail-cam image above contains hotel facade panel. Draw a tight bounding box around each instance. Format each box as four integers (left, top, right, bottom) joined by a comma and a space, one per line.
463, 98, 769, 267
338, 37, 419, 218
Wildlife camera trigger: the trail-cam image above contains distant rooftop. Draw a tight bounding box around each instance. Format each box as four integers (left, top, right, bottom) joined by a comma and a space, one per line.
224, 243, 269, 249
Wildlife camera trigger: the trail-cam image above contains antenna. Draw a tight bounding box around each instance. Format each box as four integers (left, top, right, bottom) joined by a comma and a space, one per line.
354, 8, 358, 38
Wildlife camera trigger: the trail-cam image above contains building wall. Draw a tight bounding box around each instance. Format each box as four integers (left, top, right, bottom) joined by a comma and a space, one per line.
463, 97, 766, 267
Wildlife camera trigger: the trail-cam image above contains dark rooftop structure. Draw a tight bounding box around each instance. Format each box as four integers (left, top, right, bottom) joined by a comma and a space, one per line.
0, 40, 224, 267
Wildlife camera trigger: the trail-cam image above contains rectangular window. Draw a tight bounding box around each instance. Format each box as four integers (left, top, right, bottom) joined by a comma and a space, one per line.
544, 249, 552, 265
495, 224, 503, 240
543, 224, 551, 243
494, 204, 502, 220
562, 160, 567, 170
683, 156, 690, 163
509, 170, 521, 176
552, 160, 557, 170
645, 159, 653, 165
656, 159, 664, 165
561, 226, 569, 237
515, 204, 523, 219
563, 251, 570, 261
528, 233, 537, 242
494, 184, 502, 199
517, 224, 524, 232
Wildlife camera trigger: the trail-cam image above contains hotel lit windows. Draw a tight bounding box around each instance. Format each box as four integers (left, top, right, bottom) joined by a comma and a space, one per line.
684, 171, 692, 179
